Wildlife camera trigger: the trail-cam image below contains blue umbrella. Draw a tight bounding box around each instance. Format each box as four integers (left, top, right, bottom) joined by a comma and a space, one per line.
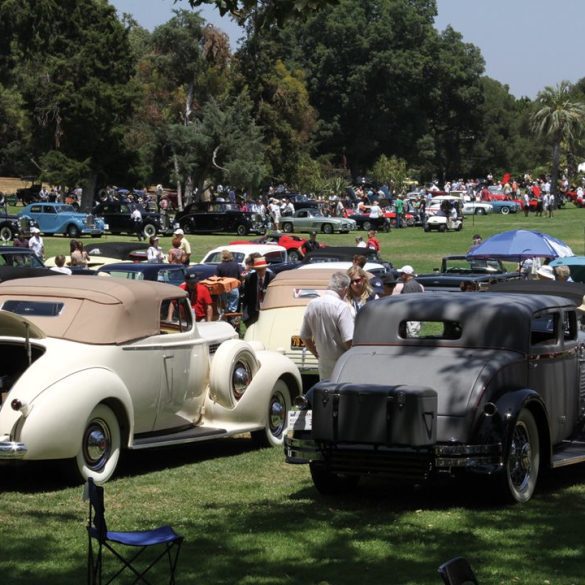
467, 230, 573, 261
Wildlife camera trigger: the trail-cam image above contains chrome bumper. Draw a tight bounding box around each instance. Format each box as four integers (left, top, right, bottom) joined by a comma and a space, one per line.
0, 442, 28, 459
285, 436, 502, 469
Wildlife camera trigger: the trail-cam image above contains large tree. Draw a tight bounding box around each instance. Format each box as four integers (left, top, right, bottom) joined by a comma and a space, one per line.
531, 81, 585, 201
0, 0, 137, 209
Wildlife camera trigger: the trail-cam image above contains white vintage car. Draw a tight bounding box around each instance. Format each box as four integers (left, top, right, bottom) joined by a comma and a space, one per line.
0, 276, 302, 483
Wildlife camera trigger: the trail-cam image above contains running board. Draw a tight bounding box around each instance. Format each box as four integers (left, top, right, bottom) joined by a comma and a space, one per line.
132, 426, 227, 450
551, 441, 585, 468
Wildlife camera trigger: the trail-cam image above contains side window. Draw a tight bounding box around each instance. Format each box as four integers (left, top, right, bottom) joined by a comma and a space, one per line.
161, 298, 193, 333
563, 311, 577, 342
530, 312, 559, 346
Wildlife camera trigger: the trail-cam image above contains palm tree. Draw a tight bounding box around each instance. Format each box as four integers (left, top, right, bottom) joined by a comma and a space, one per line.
530, 81, 585, 204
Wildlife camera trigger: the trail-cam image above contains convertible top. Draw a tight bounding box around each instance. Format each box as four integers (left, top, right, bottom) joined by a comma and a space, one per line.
0, 275, 186, 344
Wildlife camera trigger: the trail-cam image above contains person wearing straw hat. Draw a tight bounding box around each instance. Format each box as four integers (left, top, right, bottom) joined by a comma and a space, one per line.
242, 256, 273, 326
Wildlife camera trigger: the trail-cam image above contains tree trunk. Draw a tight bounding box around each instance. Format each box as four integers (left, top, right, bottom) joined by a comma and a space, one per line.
173, 154, 184, 211
551, 140, 561, 205
81, 173, 97, 213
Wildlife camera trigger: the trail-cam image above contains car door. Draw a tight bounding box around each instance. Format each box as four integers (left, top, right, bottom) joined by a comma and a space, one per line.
39, 204, 60, 233
528, 309, 573, 444
152, 298, 208, 430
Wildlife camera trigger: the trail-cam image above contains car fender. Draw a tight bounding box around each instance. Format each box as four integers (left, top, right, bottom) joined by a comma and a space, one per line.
474, 388, 549, 459
15, 368, 134, 461
205, 349, 301, 427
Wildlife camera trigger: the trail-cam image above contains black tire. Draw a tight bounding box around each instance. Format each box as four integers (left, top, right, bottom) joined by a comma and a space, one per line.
362, 220, 372, 232
322, 223, 333, 234
251, 379, 291, 447
310, 462, 360, 495
236, 224, 248, 236
0, 225, 13, 242
288, 250, 300, 262
424, 224, 431, 232
282, 222, 293, 233
476, 208, 486, 216
143, 223, 157, 238
456, 223, 463, 231
67, 224, 80, 238
500, 206, 510, 215
74, 404, 121, 484
438, 224, 446, 232
500, 409, 540, 503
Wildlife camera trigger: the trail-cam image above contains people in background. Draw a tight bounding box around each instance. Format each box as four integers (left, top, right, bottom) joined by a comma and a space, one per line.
346, 265, 377, 318
242, 256, 274, 326
173, 228, 191, 264
302, 231, 320, 255
51, 255, 72, 275
367, 230, 380, 252
147, 236, 164, 263
28, 227, 44, 259
553, 265, 573, 282
180, 274, 213, 322
168, 237, 185, 264
215, 249, 242, 313
70, 239, 89, 267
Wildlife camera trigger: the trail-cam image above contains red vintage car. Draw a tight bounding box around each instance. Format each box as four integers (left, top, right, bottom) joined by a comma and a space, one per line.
230, 233, 325, 262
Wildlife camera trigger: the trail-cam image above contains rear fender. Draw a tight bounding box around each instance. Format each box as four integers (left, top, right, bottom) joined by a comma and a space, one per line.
14, 368, 133, 461
474, 388, 550, 461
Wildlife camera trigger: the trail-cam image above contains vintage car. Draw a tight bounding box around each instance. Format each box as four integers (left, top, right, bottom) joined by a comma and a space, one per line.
461, 201, 493, 216
347, 212, 390, 232
415, 255, 520, 291
491, 200, 520, 215
230, 233, 321, 263
92, 200, 170, 238
97, 261, 216, 284
18, 202, 105, 238
174, 202, 266, 236
45, 242, 152, 271
0, 247, 61, 282
245, 267, 383, 377
200, 244, 288, 268
0, 276, 302, 483
281, 208, 355, 235
286, 286, 585, 503
0, 209, 37, 242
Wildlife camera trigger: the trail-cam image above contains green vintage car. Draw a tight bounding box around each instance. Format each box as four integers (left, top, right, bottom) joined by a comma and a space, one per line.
280, 208, 356, 234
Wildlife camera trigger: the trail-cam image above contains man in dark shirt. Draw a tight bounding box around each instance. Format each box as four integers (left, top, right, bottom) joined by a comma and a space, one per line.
302, 231, 320, 256
215, 249, 242, 313
242, 256, 274, 326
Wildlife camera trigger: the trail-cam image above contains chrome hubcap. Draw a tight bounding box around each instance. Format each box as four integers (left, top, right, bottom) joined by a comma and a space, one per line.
509, 423, 531, 491
269, 394, 286, 435
83, 420, 111, 470
232, 362, 251, 400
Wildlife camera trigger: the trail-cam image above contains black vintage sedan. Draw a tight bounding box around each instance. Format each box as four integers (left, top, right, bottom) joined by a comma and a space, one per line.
174, 202, 266, 236
286, 284, 585, 503
92, 201, 170, 238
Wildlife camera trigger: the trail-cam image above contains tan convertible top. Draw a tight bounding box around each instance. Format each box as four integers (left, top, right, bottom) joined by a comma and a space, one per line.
262, 268, 340, 310
0, 276, 186, 344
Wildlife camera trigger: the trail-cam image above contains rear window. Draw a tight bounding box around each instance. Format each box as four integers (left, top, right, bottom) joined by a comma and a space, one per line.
399, 320, 462, 340
3, 300, 64, 317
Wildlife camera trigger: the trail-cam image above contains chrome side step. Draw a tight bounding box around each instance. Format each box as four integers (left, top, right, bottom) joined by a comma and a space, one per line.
551, 441, 585, 468
132, 426, 227, 449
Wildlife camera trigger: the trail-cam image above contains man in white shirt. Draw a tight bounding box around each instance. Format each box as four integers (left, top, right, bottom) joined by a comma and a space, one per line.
28, 227, 44, 259
300, 272, 354, 380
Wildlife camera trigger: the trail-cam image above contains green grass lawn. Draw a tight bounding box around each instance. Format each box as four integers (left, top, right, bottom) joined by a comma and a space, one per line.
2, 206, 585, 584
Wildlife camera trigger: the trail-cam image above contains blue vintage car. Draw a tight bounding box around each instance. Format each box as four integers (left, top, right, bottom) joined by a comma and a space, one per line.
490, 200, 519, 214
18, 202, 105, 237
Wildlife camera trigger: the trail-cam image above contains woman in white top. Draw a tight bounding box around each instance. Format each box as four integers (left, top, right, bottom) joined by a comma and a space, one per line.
147, 236, 165, 263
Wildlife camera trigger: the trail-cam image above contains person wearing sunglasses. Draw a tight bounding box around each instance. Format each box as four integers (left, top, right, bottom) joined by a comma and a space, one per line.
346, 265, 377, 318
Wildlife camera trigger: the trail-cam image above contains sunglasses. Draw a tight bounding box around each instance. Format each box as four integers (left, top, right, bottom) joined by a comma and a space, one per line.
351, 278, 364, 284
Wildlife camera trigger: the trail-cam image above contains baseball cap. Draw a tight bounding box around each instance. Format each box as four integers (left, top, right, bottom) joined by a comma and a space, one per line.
31, 227, 41, 234
398, 265, 415, 275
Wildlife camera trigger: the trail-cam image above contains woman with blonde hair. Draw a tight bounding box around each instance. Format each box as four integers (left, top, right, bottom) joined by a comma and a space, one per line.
346, 265, 376, 317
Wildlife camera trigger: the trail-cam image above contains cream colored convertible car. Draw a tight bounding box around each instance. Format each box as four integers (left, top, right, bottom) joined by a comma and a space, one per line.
0, 276, 302, 483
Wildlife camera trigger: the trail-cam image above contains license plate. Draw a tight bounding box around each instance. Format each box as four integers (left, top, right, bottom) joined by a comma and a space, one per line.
290, 335, 305, 349
288, 410, 312, 431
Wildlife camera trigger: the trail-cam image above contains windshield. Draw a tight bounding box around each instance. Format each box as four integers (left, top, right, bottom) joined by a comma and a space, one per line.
0, 252, 45, 268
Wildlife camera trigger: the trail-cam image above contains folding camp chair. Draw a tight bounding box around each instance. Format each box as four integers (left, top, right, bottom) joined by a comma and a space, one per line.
438, 556, 479, 585
86, 478, 183, 585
